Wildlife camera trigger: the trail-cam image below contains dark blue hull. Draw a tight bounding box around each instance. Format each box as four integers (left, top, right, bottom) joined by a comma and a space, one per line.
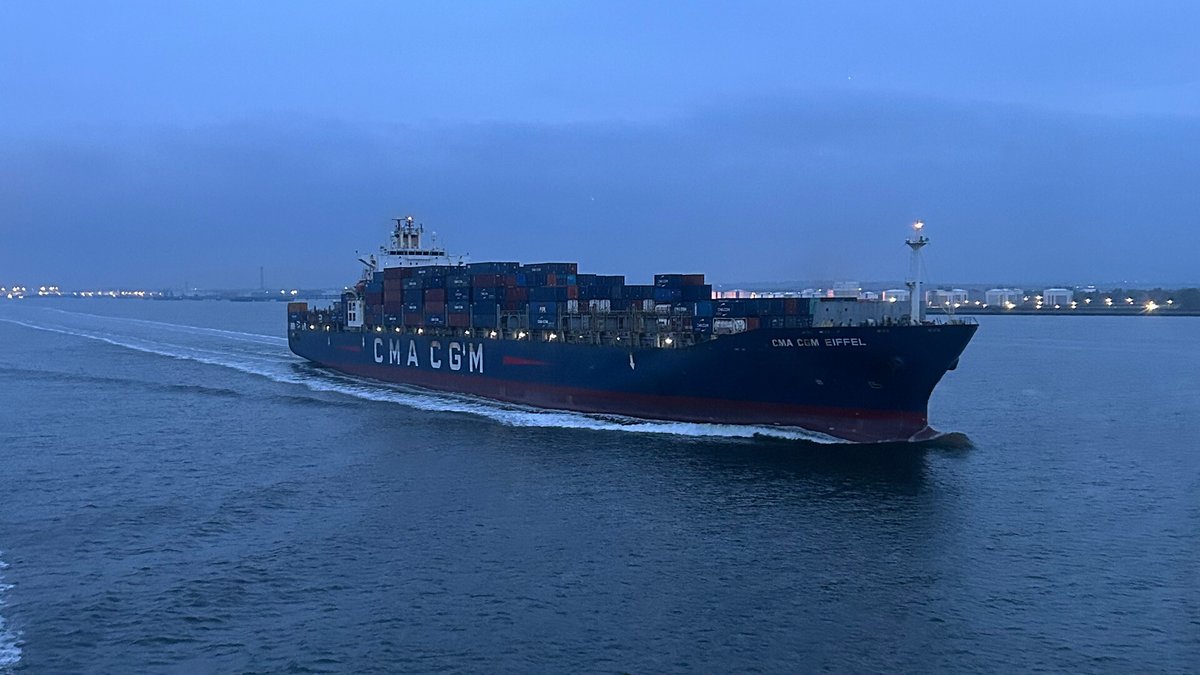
289, 323, 976, 442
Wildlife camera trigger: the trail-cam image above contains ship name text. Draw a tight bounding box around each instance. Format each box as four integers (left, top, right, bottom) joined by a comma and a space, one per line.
374, 338, 484, 373
771, 337, 868, 348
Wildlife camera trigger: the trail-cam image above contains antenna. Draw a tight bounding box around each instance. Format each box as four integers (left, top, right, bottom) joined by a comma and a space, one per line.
905, 220, 928, 323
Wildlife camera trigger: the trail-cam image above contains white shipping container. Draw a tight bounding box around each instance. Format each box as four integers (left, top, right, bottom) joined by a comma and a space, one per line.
713, 318, 748, 334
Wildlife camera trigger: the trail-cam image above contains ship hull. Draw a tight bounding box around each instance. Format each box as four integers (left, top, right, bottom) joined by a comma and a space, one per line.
289, 323, 976, 443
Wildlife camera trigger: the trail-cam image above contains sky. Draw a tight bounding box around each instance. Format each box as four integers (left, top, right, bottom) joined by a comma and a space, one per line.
2, 1, 1198, 288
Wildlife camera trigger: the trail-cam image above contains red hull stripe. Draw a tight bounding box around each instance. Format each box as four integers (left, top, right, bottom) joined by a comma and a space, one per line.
501, 355, 550, 366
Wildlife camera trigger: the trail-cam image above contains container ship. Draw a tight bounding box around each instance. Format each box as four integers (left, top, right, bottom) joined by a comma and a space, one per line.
288, 217, 976, 442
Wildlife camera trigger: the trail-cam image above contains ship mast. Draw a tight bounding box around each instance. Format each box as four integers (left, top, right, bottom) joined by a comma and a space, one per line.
905, 220, 928, 324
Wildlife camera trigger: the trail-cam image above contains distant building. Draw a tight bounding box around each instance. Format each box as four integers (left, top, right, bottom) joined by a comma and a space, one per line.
830, 281, 861, 298
882, 288, 910, 303
714, 289, 753, 299
1043, 288, 1073, 306
985, 288, 1023, 307
926, 288, 968, 307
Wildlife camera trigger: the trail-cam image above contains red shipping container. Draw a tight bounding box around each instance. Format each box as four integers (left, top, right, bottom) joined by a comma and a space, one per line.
566, 286, 578, 300
424, 288, 445, 303
502, 300, 523, 311
472, 274, 502, 287
503, 274, 518, 287
546, 273, 557, 286
403, 314, 424, 327
784, 299, 799, 315
383, 267, 405, 280
447, 313, 470, 327
508, 287, 529, 302
682, 274, 706, 286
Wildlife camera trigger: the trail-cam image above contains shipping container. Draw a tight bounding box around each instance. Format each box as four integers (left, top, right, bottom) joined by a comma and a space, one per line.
425, 300, 446, 313
624, 285, 655, 300
448, 301, 469, 314
403, 301, 422, 314
473, 286, 505, 302
446, 273, 472, 288
653, 287, 683, 302
471, 274, 503, 287
402, 278, 424, 290
524, 262, 578, 275
466, 261, 521, 274
424, 288, 445, 303
425, 313, 446, 327
449, 287, 471, 302
447, 313, 470, 327
530, 286, 569, 302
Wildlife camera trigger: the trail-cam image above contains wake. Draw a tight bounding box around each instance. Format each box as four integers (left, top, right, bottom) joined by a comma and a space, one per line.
1, 314, 841, 443
0, 553, 18, 670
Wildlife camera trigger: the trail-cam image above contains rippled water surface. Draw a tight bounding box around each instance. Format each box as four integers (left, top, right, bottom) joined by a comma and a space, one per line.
1, 300, 1197, 672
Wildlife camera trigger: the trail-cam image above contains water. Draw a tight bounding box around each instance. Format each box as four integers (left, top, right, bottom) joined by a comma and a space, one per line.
0, 300, 1196, 672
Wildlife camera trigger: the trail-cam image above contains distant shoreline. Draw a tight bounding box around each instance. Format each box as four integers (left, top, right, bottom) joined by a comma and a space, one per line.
929, 308, 1199, 317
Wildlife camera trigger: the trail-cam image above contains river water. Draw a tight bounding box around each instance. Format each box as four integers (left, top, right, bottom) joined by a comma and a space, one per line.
0, 300, 1196, 672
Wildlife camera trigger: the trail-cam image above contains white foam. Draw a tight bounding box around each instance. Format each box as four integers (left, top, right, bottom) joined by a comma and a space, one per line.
42, 308, 288, 345
0, 317, 840, 443
0, 552, 19, 670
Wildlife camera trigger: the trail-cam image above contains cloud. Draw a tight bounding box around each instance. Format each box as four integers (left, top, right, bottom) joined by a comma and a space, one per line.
2, 94, 1197, 288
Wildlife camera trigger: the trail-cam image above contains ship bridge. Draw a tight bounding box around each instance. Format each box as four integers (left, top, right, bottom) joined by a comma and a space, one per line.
363, 216, 463, 272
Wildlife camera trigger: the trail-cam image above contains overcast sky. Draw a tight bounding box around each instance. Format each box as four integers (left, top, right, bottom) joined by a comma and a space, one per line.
2, 1, 1197, 288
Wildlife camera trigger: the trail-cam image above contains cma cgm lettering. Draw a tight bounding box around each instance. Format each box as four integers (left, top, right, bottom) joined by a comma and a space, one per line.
374, 337, 485, 373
